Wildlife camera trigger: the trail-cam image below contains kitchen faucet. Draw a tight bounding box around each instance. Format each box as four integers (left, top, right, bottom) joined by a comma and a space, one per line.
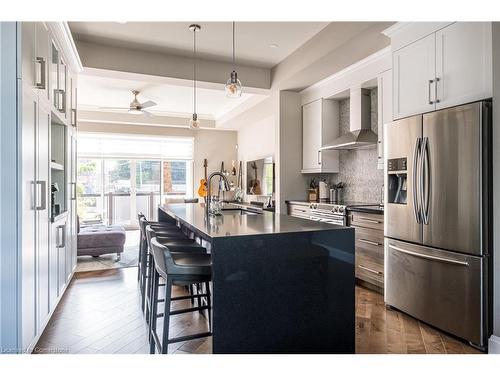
205, 172, 231, 218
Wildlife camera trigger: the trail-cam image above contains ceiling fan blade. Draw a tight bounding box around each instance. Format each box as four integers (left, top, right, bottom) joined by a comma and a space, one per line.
98, 106, 130, 110
141, 110, 153, 117
139, 100, 157, 109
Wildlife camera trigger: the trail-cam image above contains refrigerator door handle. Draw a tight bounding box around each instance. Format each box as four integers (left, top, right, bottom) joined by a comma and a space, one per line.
421, 137, 430, 225
412, 137, 422, 224
388, 244, 469, 267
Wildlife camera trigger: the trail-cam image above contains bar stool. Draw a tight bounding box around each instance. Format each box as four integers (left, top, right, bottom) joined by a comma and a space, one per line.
149, 237, 212, 354
137, 212, 179, 282
138, 214, 186, 312
144, 225, 206, 324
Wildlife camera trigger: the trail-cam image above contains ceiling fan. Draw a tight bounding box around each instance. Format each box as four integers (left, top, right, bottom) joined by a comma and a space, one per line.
99, 90, 157, 116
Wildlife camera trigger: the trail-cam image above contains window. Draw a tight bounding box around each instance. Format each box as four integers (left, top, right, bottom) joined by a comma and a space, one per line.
137, 160, 161, 193
77, 133, 194, 225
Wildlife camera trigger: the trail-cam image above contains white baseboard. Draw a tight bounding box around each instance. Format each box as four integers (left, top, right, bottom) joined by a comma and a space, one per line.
489, 335, 500, 354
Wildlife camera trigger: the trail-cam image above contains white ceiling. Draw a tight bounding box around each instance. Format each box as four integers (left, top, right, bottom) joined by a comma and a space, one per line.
69, 22, 329, 68
78, 72, 265, 121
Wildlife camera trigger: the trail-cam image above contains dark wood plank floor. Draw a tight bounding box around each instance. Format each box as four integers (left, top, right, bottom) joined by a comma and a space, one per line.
35, 267, 481, 354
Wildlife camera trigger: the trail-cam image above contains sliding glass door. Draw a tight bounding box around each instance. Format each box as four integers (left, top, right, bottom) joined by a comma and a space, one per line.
77, 133, 194, 228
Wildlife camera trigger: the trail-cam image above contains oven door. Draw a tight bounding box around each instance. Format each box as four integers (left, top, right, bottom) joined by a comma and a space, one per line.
310, 215, 345, 227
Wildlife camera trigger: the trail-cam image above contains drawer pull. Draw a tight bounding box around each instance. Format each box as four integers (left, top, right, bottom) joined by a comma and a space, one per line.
356, 217, 382, 224
358, 238, 381, 246
389, 244, 469, 267
358, 264, 383, 275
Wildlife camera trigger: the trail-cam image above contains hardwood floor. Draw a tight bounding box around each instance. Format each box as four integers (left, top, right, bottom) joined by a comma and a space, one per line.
35, 267, 481, 354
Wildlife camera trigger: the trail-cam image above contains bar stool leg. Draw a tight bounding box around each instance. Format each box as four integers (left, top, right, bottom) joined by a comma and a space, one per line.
149, 270, 159, 354
140, 246, 149, 313
145, 252, 153, 325
196, 283, 203, 310
137, 239, 143, 281
205, 281, 212, 332
161, 278, 173, 354
188, 285, 194, 305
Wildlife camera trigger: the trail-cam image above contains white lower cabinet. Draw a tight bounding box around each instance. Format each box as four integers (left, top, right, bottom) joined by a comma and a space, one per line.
36, 102, 51, 332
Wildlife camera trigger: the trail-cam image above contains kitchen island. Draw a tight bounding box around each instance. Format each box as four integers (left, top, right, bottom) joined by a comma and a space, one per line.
158, 203, 355, 353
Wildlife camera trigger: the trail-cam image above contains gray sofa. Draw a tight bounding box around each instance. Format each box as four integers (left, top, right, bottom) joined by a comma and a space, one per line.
77, 219, 126, 260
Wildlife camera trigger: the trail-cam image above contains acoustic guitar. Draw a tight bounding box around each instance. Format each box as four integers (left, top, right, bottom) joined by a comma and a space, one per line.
249, 161, 262, 195
197, 159, 208, 197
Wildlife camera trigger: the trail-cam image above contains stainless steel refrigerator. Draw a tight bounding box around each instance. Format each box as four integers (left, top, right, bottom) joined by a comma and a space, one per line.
384, 101, 492, 349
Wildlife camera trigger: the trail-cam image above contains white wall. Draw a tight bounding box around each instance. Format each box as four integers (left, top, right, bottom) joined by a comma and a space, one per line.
278, 91, 308, 213
78, 122, 238, 199
233, 93, 279, 204
490, 22, 500, 353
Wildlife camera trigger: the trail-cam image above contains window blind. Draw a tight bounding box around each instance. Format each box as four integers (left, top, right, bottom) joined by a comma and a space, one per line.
78, 132, 194, 160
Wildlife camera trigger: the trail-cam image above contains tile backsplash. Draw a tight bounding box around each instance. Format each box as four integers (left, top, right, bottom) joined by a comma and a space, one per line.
308, 88, 384, 204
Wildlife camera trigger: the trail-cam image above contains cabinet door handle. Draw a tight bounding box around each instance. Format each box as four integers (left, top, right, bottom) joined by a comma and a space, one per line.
35, 57, 46, 89
35, 181, 47, 210
358, 238, 381, 246
71, 182, 77, 201
58, 90, 65, 112
428, 79, 434, 105
434, 77, 440, 104
317, 150, 322, 165
358, 264, 383, 275
56, 225, 66, 248
356, 217, 382, 224
71, 108, 77, 126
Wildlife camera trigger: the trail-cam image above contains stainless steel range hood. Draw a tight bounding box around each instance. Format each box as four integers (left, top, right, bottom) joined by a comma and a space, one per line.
320, 87, 377, 150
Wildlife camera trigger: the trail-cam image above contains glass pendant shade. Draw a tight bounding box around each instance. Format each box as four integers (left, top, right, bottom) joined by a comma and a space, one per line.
189, 113, 200, 129
225, 70, 242, 98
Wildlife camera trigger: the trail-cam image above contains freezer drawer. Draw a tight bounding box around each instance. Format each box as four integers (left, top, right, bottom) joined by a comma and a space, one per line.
385, 238, 484, 346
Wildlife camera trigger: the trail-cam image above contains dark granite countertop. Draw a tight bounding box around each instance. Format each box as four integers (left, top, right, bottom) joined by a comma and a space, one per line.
160, 203, 350, 239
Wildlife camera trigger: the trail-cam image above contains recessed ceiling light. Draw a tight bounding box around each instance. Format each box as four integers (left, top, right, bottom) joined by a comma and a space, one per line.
269, 43, 279, 48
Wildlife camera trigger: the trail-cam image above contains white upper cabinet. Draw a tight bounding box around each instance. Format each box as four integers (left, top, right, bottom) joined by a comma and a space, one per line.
390, 22, 492, 120
393, 33, 436, 119
20, 23, 36, 86
435, 22, 492, 110
35, 23, 49, 101
302, 99, 339, 173
377, 69, 392, 169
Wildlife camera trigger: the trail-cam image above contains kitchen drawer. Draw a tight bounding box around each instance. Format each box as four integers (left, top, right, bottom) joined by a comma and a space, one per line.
355, 227, 384, 262
355, 253, 384, 288
349, 212, 384, 231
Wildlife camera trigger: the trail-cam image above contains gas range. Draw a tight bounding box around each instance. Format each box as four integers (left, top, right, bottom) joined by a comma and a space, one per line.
307, 201, 381, 226
307, 202, 348, 226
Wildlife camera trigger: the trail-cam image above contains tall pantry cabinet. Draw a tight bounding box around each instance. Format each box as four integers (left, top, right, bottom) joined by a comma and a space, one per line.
1, 22, 81, 353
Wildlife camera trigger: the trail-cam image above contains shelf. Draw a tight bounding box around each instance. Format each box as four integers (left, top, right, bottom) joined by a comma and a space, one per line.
51, 162, 64, 171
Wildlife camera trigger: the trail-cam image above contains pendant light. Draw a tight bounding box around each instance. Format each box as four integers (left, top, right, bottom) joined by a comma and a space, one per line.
225, 22, 242, 98
189, 24, 201, 129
